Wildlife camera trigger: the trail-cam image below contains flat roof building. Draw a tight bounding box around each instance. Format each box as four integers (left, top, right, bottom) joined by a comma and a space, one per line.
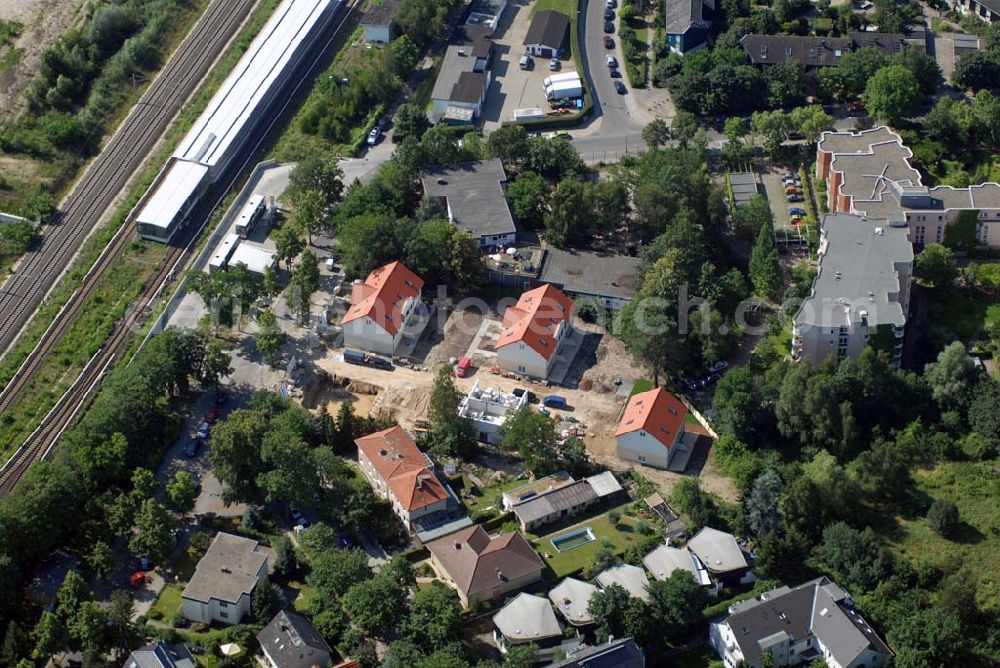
539, 247, 640, 310
181, 533, 268, 625
430, 45, 493, 121
421, 159, 517, 247
792, 213, 912, 368
458, 381, 527, 445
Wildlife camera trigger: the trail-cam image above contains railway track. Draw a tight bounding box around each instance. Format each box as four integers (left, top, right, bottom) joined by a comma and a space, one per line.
0, 0, 258, 413
0, 0, 360, 497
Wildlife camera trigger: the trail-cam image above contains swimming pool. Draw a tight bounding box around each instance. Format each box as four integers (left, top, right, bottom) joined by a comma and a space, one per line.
551, 527, 596, 552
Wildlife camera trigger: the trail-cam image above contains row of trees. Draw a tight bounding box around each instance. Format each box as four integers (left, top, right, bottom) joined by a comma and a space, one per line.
0, 329, 232, 663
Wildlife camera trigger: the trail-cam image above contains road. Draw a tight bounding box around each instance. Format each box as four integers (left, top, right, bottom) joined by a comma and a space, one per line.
571, 0, 648, 161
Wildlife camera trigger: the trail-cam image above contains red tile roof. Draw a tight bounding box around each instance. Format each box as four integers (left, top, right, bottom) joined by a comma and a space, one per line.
614, 387, 687, 450
355, 426, 449, 511
496, 284, 573, 360
341, 261, 423, 336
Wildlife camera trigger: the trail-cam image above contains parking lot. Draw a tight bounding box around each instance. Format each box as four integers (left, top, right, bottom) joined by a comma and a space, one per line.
759, 164, 804, 231
479, 0, 569, 130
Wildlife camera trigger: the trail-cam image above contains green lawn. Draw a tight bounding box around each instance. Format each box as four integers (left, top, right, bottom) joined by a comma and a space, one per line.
456, 474, 529, 514
148, 584, 183, 621
292, 582, 315, 612
873, 461, 1000, 613
528, 506, 649, 578
629, 379, 653, 396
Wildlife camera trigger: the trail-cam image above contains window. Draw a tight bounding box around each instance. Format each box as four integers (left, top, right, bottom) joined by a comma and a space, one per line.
220, 611, 229, 619
219, 601, 229, 608
638, 455, 647, 463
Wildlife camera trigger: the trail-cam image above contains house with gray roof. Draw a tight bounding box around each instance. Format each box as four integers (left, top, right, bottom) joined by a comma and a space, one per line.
523, 10, 569, 57
180, 532, 268, 625
539, 247, 641, 310
123, 641, 195, 668
552, 638, 646, 668
596, 564, 650, 601
687, 527, 754, 586
549, 577, 599, 627
361, 0, 398, 43
508, 471, 624, 532
421, 159, 517, 247
664, 0, 712, 55
430, 45, 493, 121
952, 0, 1000, 23
642, 544, 712, 587
257, 609, 333, 668
709, 577, 892, 668
492, 593, 572, 658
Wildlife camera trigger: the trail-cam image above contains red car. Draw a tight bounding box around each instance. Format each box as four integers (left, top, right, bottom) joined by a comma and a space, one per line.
604, 35, 614, 49
455, 357, 472, 378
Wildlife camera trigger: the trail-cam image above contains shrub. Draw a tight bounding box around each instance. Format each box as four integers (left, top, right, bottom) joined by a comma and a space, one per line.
608, 510, 622, 527
927, 499, 959, 536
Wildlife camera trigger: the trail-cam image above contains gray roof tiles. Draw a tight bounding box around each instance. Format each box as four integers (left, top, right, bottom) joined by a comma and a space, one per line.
512, 479, 598, 525
549, 577, 599, 626
181, 533, 267, 604
687, 527, 748, 575
493, 593, 563, 642
524, 10, 570, 49
539, 247, 641, 301
665, 0, 709, 35
256, 610, 332, 668
551, 638, 646, 667
421, 159, 517, 239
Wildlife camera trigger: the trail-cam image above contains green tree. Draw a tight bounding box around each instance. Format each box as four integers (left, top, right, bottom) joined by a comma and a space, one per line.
915, 243, 957, 287
165, 471, 197, 513
290, 249, 320, 322
750, 110, 792, 157
107, 590, 137, 660
488, 123, 530, 166
669, 478, 721, 529
505, 171, 550, 229
394, 103, 431, 142
951, 50, 1000, 92
129, 499, 175, 562
403, 582, 461, 650
544, 177, 591, 247
85, 541, 114, 582
747, 469, 783, 539
927, 499, 960, 536
31, 612, 64, 661
671, 110, 699, 147
286, 155, 345, 208
813, 522, 890, 592
588, 177, 630, 236
749, 221, 781, 297
889, 605, 963, 668
504, 642, 540, 667
342, 570, 409, 637
307, 548, 373, 606
499, 407, 558, 474
790, 104, 835, 144
863, 64, 922, 123
254, 308, 286, 365
261, 265, 279, 300
427, 365, 475, 458
588, 583, 632, 642
273, 223, 305, 270
647, 570, 709, 642
252, 578, 285, 623
642, 118, 671, 147
130, 467, 157, 501
924, 341, 977, 411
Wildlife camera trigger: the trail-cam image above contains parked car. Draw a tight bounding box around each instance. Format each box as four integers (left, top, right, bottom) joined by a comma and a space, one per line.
682, 377, 699, 392
787, 193, 804, 202
366, 126, 381, 146
698, 374, 718, 388
604, 20, 614, 32
455, 357, 472, 378
184, 439, 200, 458
543, 395, 568, 409
614, 80, 627, 94
610, 68, 621, 78
519, 54, 532, 69
783, 178, 802, 188
196, 422, 209, 439
604, 8, 615, 19
606, 55, 618, 68
548, 58, 560, 71
780, 172, 796, 181
709, 360, 729, 373
344, 348, 394, 371
604, 35, 614, 48
788, 206, 806, 216
512, 388, 537, 403
605, 0, 615, 7
790, 217, 803, 226
785, 185, 802, 194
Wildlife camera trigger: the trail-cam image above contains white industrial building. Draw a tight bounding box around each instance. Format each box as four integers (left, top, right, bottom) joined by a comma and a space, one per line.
457, 381, 527, 444
137, 0, 340, 242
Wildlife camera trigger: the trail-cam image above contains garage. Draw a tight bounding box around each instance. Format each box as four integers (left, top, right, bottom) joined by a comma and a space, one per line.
523, 10, 569, 58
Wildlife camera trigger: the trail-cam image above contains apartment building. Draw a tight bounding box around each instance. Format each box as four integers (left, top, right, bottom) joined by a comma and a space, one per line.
792, 213, 912, 367
816, 127, 1000, 248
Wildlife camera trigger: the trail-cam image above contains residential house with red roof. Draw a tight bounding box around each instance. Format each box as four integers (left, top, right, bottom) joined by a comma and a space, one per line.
614, 387, 692, 471
342, 261, 424, 355
496, 284, 574, 379
355, 426, 454, 528
427, 525, 545, 607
